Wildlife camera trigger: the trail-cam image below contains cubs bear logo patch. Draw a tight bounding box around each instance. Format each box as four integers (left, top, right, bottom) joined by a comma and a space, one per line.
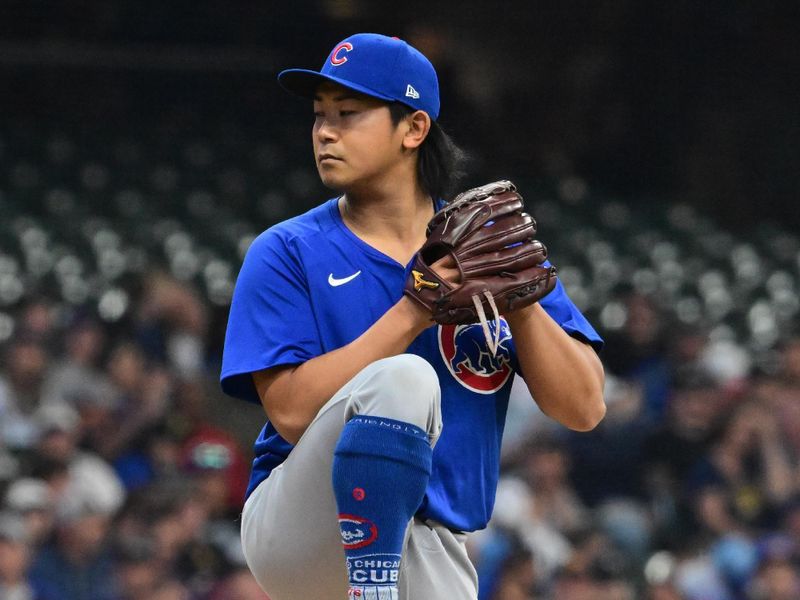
438, 319, 513, 394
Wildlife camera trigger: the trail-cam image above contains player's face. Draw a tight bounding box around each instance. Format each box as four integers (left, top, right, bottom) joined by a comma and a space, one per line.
312, 82, 406, 192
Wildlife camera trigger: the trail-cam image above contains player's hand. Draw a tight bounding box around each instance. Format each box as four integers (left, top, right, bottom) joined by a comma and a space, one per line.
399, 255, 460, 332
430, 255, 460, 287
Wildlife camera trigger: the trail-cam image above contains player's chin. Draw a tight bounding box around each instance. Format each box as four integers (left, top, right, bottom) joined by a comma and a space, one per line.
317, 168, 349, 192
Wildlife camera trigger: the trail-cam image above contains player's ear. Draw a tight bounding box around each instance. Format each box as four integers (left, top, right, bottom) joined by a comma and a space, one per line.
401, 110, 431, 150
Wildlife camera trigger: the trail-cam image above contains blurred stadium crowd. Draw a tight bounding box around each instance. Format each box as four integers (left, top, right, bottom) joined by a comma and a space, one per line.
0, 282, 261, 599
1, 2, 799, 599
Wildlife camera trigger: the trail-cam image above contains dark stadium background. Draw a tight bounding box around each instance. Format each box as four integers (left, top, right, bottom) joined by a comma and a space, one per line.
0, 2, 798, 599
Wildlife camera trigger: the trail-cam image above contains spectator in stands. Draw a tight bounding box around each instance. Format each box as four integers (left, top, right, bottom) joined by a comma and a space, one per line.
753, 337, 800, 459
755, 496, 800, 570
34, 402, 125, 517
127, 481, 205, 568
0, 338, 50, 449
179, 430, 248, 520
602, 292, 672, 422
2, 338, 49, 415
470, 528, 542, 600
522, 438, 589, 537
595, 499, 653, 566
112, 536, 156, 600
26, 457, 70, 515
0, 511, 42, 600
556, 527, 633, 591
115, 478, 221, 595
747, 556, 800, 600
173, 379, 249, 517
95, 342, 173, 461
485, 441, 582, 587
564, 374, 648, 504
17, 298, 57, 347
686, 401, 794, 531
110, 421, 183, 492
29, 494, 116, 600
111, 534, 190, 600
135, 272, 208, 377
40, 315, 112, 410
487, 542, 537, 600
3, 477, 54, 547
642, 366, 726, 548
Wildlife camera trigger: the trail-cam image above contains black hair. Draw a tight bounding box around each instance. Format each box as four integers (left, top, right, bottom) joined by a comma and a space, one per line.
388, 103, 468, 202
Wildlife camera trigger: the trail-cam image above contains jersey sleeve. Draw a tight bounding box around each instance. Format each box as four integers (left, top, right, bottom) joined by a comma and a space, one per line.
220, 229, 322, 404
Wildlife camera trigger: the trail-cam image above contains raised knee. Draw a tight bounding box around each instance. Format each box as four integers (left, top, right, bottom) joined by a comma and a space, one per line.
348, 354, 441, 431
370, 354, 439, 399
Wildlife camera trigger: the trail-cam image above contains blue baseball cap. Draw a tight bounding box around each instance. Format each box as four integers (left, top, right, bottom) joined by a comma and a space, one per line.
278, 33, 440, 120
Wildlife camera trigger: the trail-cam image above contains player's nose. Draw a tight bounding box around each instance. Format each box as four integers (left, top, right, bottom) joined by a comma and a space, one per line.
314, 118, 338, 143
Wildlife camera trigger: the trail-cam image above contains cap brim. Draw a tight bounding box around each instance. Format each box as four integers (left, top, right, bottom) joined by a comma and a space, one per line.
277, 69, 395, 103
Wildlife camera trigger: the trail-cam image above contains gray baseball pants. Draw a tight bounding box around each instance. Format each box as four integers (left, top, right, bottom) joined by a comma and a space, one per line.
240, 354, 479, 600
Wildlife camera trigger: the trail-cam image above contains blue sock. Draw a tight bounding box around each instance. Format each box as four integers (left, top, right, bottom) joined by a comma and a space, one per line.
332, 415, 432, 599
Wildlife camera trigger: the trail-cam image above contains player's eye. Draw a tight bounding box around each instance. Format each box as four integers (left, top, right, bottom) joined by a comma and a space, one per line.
339, 110, 356, 117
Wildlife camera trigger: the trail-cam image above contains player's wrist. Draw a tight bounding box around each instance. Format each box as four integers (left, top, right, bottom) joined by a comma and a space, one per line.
396, 294, 434, 335
504, 302, 541, 330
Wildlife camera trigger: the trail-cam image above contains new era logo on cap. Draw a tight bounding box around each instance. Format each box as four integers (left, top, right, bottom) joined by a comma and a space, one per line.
277, 33, 441, 120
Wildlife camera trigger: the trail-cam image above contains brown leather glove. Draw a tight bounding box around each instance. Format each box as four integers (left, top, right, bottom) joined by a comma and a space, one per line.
404, 180, 557, 351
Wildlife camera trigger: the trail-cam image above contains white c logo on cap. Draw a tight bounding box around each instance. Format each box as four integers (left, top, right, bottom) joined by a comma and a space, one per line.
330, 42, 353, 66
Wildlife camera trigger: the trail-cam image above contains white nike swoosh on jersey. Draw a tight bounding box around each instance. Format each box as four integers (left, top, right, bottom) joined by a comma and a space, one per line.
328, 271, 362, 287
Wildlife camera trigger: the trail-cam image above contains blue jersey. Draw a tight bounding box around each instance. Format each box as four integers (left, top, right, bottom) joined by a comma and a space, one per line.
221, 197, 603, 532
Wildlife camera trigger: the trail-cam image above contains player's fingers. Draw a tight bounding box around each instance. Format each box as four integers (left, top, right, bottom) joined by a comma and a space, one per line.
430, 253, 461, 285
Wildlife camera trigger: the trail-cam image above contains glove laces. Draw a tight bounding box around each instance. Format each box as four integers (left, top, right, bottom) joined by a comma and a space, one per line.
472, 291, 502, 356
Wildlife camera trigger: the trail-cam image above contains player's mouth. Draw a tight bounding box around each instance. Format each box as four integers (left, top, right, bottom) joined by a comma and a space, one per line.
318, 153, 342, 164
